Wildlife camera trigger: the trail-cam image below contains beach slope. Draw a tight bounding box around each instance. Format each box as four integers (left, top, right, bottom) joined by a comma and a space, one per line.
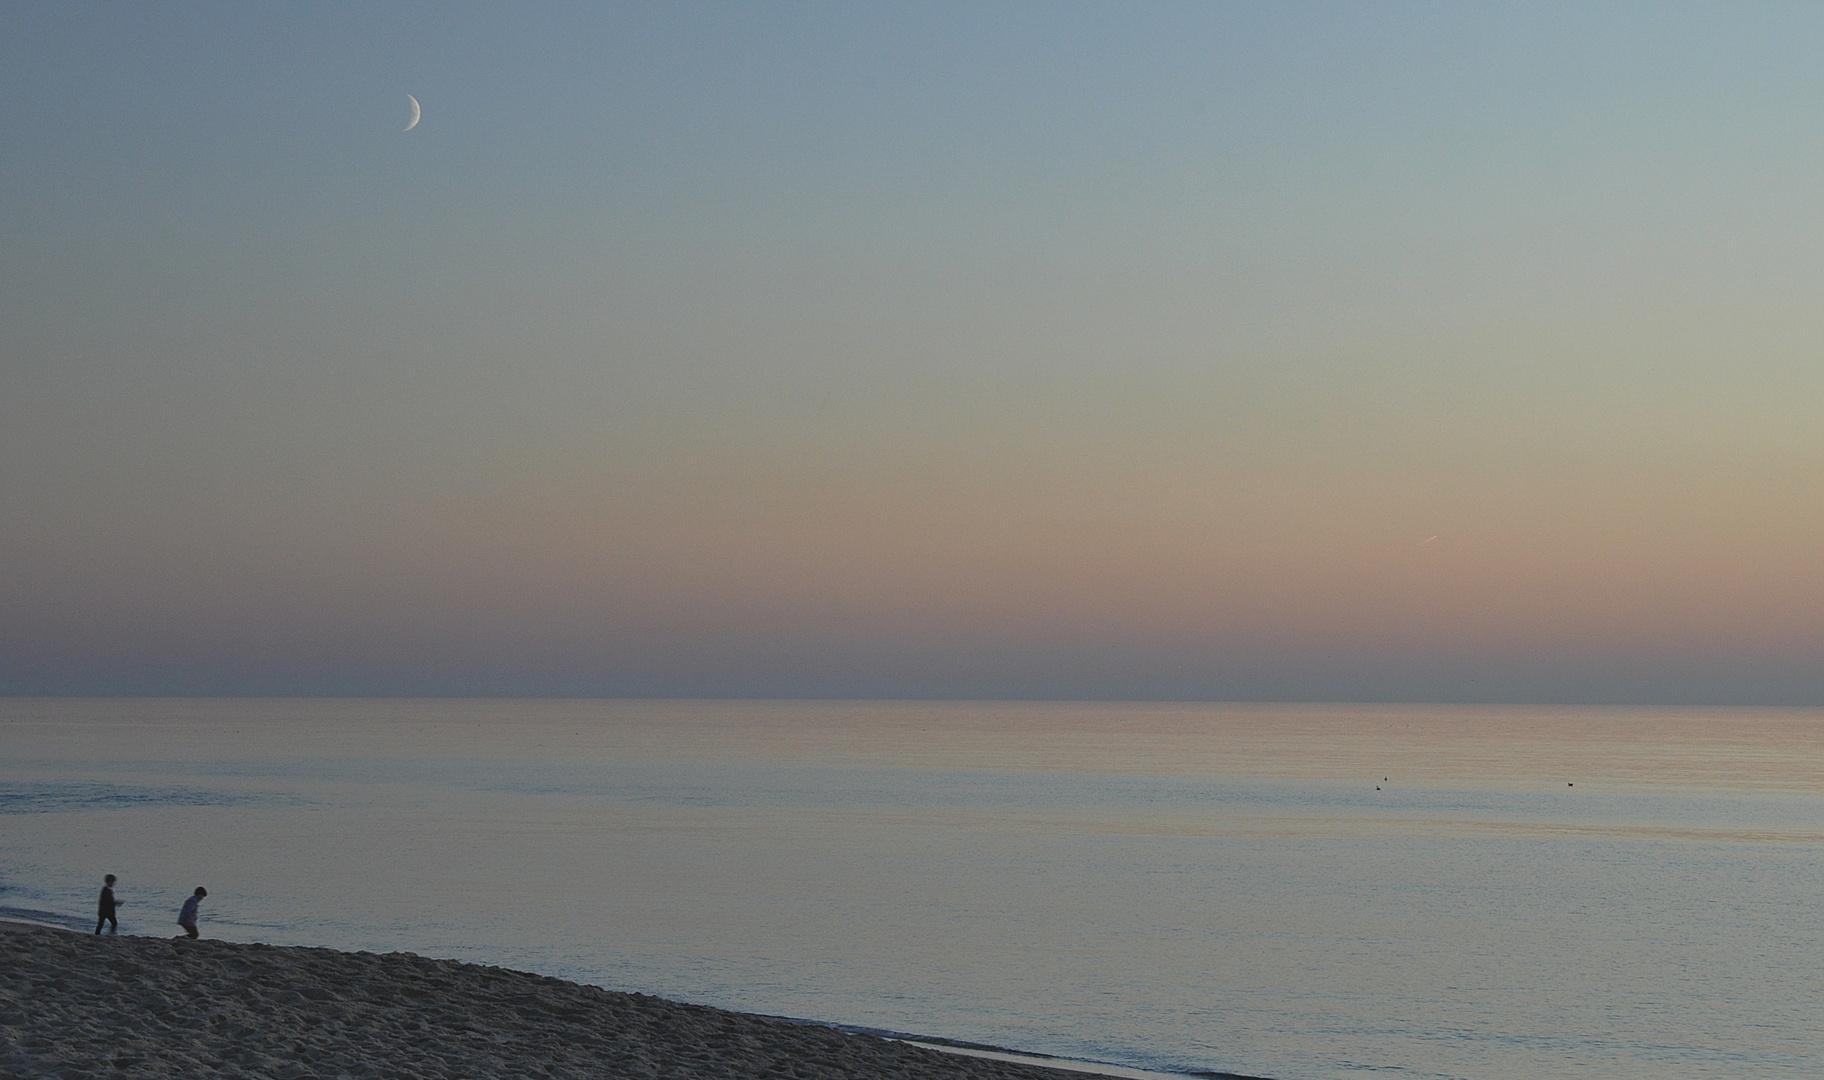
1, 922, 1132, 1080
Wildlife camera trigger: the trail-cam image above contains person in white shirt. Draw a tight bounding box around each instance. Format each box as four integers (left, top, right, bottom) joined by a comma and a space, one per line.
176, 887, 206, 939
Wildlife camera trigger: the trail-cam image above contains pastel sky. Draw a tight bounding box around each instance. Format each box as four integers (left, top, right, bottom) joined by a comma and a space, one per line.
5, 3, 1823, 701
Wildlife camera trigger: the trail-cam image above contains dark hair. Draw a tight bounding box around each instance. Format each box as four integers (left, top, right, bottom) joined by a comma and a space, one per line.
194, 887, 207, 897
105, 874, 117, 883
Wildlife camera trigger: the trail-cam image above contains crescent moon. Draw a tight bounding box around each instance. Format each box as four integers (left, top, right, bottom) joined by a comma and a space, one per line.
404, 95, 421, 132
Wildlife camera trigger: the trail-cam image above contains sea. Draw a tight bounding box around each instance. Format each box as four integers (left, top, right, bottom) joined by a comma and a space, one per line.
3, 699, 1821, 1080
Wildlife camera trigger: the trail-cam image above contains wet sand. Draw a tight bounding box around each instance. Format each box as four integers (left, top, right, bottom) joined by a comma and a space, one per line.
2, 922, 1232, 1080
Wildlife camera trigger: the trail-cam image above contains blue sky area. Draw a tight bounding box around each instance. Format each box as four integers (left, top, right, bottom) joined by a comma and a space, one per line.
5, 3, 1824, 700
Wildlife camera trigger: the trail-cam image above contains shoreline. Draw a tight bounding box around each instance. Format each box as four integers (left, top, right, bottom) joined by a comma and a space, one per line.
1, 921, 1271, 1080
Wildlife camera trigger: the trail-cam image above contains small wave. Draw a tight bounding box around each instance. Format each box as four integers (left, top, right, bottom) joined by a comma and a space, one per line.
0, 781, 307, 816
0, 904, 90, 932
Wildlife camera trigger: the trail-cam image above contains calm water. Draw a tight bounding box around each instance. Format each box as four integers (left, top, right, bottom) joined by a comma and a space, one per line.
4, 699, 1822, 1080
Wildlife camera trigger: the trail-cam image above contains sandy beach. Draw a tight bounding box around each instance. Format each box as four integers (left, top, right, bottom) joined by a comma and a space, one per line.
2, 922, 1241, 1080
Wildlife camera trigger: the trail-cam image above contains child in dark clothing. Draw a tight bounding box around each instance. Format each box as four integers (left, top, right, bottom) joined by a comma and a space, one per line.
95, 874, 119, 935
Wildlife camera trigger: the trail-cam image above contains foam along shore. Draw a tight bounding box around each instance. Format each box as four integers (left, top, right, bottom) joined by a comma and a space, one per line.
0, 922, 1264, 1080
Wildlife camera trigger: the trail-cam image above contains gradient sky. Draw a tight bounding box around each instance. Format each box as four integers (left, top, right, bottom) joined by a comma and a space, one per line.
5, 2, 1823, 701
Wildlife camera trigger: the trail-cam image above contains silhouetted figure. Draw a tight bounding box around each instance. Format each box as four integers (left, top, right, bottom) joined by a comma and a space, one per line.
176, 887, 206, 939
95, 874, 120, 935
